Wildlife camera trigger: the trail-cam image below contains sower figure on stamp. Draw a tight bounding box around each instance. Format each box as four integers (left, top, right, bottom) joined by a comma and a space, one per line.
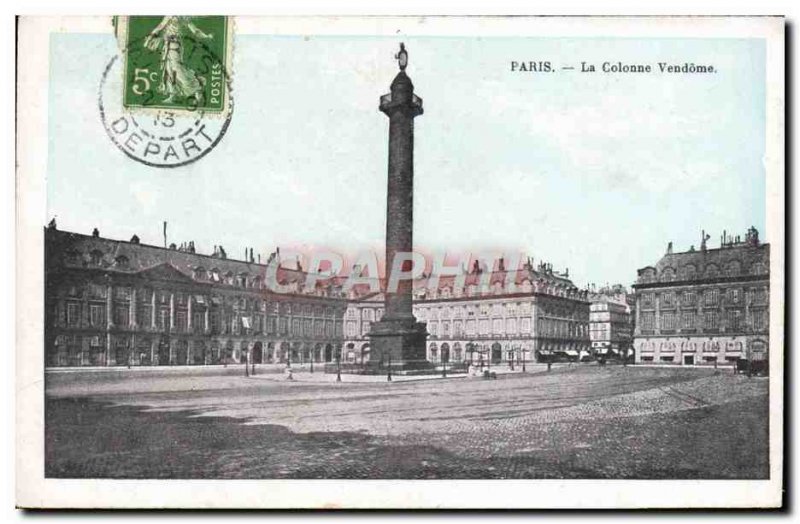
143, 16, 213, 104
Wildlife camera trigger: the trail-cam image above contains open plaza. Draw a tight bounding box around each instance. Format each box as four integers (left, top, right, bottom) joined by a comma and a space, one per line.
45, 363, 768, 479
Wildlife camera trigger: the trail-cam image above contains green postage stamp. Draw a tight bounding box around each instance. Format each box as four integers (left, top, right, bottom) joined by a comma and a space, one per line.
115, 16, 232, 113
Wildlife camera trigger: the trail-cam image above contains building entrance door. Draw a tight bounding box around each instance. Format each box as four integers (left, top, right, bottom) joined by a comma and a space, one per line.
683, 355, 694, 366
491, 343, 502, 364
157, 336, 170, 366
325, 344, 333, 362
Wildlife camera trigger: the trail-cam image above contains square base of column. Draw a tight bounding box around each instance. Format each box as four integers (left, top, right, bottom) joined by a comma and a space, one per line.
367, 318, 430, 371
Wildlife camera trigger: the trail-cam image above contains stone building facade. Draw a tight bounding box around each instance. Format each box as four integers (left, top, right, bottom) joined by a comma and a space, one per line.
588, 285, 634, 358
343, 262, 591, 366
632, 227, 769, 365
45, 227, 348, 367
45, 226, 591, 368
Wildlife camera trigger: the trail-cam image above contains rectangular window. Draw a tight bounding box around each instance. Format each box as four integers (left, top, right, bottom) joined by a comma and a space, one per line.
661, 292, 675, 308
704, 289, 719, 306
681, 291, 696, 306
492, 319, 503, 334
681, 311, 695, 329
175, 311, 187, 331
193, 311, 205, 331
641, 293, 655, 308
66, 302, 80, 326
114, 305, 129, 327
90, 304, 105, 327
727, 310, 742, 331
158, 308, 169, 330
704, 310, 719, 330
641, 312, 655, 330
661, 312, 676, 331
753, 309, 768, 331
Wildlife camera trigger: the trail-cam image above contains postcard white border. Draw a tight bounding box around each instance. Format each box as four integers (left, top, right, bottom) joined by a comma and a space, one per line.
15, 15, 784, 509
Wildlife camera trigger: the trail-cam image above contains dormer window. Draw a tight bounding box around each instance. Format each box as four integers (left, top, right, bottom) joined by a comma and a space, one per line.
89, 249, 103, 265
64, 249, 80, 265
211, 268, 220, 282
193, 266, 206, 280
114, 255, 129, 268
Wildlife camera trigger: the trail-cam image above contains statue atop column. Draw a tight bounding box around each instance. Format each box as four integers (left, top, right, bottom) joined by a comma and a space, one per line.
395, 42, 408, 71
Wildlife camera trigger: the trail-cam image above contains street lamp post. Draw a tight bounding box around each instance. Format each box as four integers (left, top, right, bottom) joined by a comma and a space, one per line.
336, 351, 342, 382
509, 346, 515, 371
387, 351, 393, 382
310, 347, 315, 374
441, 347, 447, 378
244, 346, 249, 377
522, 346, 526, 373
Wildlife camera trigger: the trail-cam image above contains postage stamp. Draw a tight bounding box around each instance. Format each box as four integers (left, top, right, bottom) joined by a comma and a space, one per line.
15, 15, 785, 510
99, 16, 234, 167
116, 16, 231, 114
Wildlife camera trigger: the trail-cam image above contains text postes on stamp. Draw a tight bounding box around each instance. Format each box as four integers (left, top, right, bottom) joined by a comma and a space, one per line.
100, 16, 234, 168
118, 16, 231, 114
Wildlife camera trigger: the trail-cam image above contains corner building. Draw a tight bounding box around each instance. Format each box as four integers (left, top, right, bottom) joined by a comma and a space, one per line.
343, 261, 591, 366
632, 227, 769, 365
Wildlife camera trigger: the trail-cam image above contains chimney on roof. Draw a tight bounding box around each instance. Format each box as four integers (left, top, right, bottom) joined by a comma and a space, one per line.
666, 241, 673, 254
130, 234, 140, 244
47, 218, 57, 230
92, 228, 100, 237
498, 257, 505, 271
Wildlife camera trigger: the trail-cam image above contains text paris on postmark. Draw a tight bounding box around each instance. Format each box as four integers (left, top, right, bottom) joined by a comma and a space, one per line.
99, 16, 234, 168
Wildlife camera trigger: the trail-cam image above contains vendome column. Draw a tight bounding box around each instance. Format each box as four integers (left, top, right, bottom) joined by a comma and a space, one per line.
368, 44, 429, 370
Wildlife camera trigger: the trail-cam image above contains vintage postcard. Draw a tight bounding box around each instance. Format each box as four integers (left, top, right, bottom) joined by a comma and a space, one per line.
16, 16, 784, 508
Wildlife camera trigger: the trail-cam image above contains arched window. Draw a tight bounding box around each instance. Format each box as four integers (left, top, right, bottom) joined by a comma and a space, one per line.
679, 264, 697, 281
660, 267, 676, 282
65, 249, 80, 265
704, 264, 720, 278
725, 260, 742, 277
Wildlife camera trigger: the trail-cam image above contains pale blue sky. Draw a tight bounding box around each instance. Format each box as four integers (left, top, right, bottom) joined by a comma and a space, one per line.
47, 33, 766, 287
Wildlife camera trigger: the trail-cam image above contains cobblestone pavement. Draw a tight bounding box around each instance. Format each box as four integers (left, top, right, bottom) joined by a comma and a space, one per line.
45, 365, 769, 479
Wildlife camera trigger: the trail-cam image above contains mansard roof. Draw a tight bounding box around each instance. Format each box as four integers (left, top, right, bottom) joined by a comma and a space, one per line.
45, 228, 335, 290
636, 241, 769, 285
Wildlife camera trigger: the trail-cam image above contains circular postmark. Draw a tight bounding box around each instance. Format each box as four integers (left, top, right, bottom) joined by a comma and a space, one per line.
99, 28, 233, 168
